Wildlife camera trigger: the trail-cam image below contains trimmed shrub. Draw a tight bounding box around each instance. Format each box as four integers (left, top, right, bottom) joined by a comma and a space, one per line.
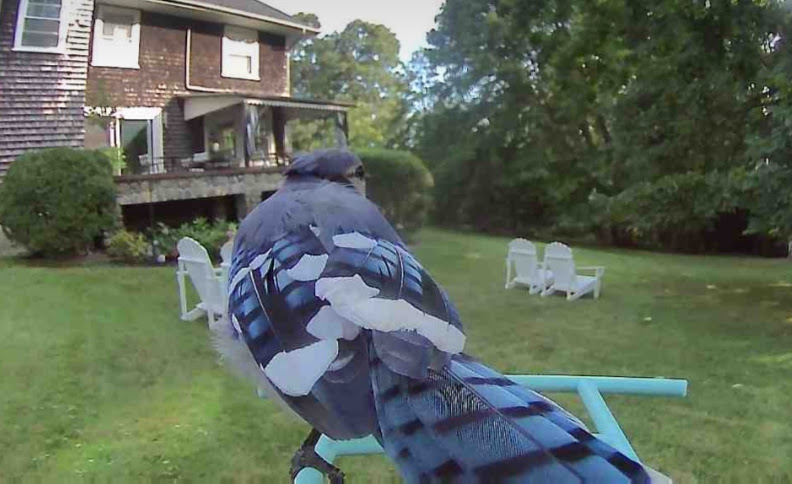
0, 148, 118, 257
355, 148, 434, 234
107, 230, 149, 263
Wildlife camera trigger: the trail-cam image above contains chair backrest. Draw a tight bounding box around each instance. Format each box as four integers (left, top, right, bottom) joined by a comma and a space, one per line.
508, 238, 539, 279
177, 237, 223, 309
220, 239, 234, 265
543, 242, 577, 289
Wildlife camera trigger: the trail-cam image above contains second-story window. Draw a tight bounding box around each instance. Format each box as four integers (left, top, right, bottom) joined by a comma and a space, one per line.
222, 26, 259, 81
91, 6, 140, 69
14, 0, 68, 53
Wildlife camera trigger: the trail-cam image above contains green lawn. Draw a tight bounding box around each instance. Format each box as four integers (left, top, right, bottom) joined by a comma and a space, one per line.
1, 228, 791, 482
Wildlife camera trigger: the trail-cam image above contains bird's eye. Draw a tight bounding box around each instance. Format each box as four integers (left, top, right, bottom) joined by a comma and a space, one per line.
354, 166, 365, 179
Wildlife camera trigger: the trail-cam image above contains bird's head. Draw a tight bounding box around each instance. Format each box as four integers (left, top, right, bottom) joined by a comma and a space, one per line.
284, 149, 366, 193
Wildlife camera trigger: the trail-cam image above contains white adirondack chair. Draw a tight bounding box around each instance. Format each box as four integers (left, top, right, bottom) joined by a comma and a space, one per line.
219, 239, 233, 285
176, 237, 228, 328
220, 239, 233, 264
505, 238, 553, 294
541, 242, 604, 301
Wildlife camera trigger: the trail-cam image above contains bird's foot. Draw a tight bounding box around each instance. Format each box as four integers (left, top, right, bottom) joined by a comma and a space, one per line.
289, 429, 345, 484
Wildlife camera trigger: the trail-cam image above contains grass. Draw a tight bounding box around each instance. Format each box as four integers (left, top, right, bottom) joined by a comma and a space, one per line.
1, 227, 791, 481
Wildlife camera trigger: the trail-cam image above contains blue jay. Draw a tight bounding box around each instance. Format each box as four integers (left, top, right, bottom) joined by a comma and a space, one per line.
216, 149, 657, 483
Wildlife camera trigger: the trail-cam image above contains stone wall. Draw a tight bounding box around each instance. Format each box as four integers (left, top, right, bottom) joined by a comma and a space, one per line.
115, 169, 283, 214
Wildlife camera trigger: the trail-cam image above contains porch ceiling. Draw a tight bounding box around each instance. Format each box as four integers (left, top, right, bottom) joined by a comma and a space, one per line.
180, 93, 353, 121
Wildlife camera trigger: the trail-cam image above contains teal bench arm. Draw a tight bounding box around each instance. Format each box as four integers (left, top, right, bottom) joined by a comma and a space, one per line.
294, 375, 688, 484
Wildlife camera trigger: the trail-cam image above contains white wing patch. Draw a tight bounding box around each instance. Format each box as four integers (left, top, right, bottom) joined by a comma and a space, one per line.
352, 298, 466, 353
315, 276, 466, 354
229, 249, 271, 293
315, 274, 380, 308
231, 314, 243, 335
332, 232, 377, 250
263, 340, 339, 396
228, 267, 250, 294
249, 250, 272, 271
287, 254, 329, 281
307, 305, 361, 340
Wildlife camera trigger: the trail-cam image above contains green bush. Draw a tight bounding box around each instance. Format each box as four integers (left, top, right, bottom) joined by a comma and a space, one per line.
151, 218, 236, 262
0, 148, 118, 257
106, 230, 149, 263
355, 148, 434, 234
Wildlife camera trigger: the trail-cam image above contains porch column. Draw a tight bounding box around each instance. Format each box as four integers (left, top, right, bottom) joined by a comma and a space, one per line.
237, 104, 247, 168
243, 103, 260, 168
272, 107, 286, 163
335, 112, 349, 148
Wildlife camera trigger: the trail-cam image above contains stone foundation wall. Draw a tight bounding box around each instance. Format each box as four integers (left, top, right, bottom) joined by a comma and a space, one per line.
115, 169, 282, 214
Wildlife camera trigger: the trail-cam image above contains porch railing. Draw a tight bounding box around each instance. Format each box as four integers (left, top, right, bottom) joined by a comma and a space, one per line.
120, 153, 292, 176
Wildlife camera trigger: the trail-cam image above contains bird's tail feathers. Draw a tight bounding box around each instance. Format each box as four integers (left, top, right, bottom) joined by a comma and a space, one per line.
371, 351, 652, 483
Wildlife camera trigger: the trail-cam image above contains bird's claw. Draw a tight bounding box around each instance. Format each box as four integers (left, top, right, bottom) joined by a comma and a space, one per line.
289, 429, 345, 484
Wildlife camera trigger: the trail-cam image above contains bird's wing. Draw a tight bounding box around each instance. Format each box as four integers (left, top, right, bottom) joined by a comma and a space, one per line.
314, 230, 466, 379
225, 220, 468, 439
227, 224, 377, 438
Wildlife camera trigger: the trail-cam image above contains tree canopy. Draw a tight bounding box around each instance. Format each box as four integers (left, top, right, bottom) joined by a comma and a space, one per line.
288, 2, 792, 254
290, 15, 409, 149
405, 0, 792, 253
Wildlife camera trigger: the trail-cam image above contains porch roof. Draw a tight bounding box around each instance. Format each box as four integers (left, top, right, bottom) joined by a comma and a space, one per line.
180, 93, 353, 121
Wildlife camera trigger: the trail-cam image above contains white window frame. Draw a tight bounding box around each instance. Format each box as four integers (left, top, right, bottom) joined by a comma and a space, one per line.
91, 5, 141, 69
222, 25, 259, 81
13, 0, 69, 53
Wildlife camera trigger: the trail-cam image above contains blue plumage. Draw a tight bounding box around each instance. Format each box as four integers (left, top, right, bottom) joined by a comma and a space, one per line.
371, 349, 649, 483
222, 149, 654, 482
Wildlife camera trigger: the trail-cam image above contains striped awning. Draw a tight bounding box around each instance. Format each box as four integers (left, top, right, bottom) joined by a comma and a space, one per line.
245, 97, 350, 112
181, 93, 352, 121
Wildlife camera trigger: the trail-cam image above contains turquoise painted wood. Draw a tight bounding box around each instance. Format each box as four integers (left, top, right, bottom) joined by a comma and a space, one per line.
294, 375, 688, 484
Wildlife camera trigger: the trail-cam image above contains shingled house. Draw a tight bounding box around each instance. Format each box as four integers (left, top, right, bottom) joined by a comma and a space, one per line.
0, 0, 350, 221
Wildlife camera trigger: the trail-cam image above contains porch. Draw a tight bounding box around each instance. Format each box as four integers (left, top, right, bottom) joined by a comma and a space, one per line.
86, 93, 351, 219
111, 94, 351, 176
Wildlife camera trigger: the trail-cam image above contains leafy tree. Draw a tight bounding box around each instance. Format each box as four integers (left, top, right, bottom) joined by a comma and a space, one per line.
290, 16, 409, 149
412, 0, 792, 253
743, 6, 792, 251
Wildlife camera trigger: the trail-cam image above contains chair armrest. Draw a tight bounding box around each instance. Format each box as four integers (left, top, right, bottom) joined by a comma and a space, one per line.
578, 266, 605, 277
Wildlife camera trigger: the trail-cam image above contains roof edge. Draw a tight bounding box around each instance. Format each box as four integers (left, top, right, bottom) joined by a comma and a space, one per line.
143, 0, 321, 34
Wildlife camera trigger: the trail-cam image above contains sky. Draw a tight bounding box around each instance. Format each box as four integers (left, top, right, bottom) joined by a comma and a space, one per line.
263, 0, 445, 61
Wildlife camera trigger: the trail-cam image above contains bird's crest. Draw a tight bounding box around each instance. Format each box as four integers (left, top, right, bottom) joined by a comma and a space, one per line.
284, 149, 362, 180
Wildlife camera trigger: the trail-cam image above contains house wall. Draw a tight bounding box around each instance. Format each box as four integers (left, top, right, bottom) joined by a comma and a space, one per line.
0, 0, 94, 175
86, 11, 289, 160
